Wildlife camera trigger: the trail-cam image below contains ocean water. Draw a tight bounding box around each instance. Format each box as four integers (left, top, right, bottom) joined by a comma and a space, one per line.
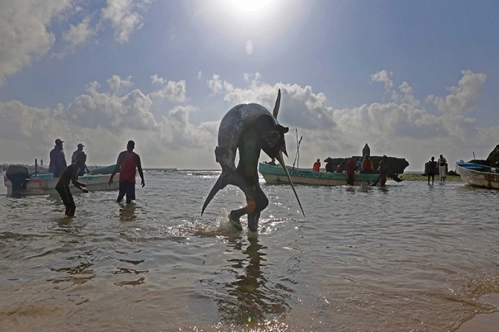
1, 170, 498, 331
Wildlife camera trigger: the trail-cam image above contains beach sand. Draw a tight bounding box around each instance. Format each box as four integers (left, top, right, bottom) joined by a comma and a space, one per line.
456, 293, 499, 332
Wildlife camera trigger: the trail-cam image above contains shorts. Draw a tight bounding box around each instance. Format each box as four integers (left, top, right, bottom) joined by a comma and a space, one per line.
56, 184, 75, 207
119, 181, 136, 201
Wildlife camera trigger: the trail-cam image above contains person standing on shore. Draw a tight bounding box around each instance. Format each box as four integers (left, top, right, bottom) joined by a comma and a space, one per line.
437, 154, 447, 182
427, 156, 437, 185
49, 138, 67, 178
56, 152, 88, 216
109, 140, 145, 204
378, 155, 389, 186
346, 156, 356, 185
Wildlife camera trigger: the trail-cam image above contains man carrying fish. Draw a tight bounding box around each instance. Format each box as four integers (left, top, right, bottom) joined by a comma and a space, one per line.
201, 90, 305, 232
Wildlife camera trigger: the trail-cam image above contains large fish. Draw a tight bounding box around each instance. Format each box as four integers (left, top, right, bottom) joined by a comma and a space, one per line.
201, 90, 305, 230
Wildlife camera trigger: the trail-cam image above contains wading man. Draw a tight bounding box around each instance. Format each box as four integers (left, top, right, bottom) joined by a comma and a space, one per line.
109, 140, 145, 204
56, 152, 88, 216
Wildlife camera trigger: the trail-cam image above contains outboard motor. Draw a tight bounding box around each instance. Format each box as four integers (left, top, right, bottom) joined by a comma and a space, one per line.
5, 165, 30, 197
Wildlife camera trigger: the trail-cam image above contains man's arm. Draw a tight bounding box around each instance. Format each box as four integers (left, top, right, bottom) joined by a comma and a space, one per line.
134, 153, 145, 187
109, 152, 125, 185
71, 166, 88, 192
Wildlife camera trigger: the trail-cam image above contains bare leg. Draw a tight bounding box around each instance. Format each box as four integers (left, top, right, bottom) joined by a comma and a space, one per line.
68, 205, 76, 217
247, 211, 261, 232
246, 185, 269, 232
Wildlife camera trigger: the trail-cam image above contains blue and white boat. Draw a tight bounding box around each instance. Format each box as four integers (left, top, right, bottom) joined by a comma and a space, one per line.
455, 161, 499, 189
258, 162, 381, 186
4, 165, 119, 197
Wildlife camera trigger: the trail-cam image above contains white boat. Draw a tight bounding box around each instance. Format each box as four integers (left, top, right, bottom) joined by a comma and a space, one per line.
4, 165, 119, 196
455, 162, 499, 189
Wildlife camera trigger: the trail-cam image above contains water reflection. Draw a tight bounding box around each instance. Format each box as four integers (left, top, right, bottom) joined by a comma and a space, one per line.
212, 234, 291, 327
119, 204, 137, 222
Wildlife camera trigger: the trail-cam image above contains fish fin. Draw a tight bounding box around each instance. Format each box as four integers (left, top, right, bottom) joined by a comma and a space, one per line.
201, 171, 249, 215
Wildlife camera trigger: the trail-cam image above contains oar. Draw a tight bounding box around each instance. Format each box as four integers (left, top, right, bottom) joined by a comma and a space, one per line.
371, 174, 381, 186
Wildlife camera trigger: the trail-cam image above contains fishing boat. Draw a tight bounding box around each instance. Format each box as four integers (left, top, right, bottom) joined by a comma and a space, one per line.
258, 162, 381, 186
455, 161, 499, 189
88, 164, 116, 174
4, 165, 119, 197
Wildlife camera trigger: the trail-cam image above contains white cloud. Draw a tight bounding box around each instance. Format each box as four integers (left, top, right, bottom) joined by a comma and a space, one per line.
371, 70, 394, 93
207, 74, 234, 96
244, 72, 261, 83
107, 75, 134, 94
0, 0, 71, 83
427, 69, 487, 114
0, 1, 156, 84
151, 74, 166, 85
100, 0, 153, 44
149, 79, 187, 102
67, 80, 159, 131
1, 69, 497, 170
207, 69, 497, 171
197, 70, 202, 81
246, 39, 253, 55
63, 16, 96, 50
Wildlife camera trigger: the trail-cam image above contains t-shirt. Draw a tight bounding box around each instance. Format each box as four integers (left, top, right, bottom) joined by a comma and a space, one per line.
119, 151, 137, 183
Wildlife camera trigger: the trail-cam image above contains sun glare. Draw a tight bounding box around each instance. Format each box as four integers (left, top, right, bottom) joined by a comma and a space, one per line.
226, 0, 272, 12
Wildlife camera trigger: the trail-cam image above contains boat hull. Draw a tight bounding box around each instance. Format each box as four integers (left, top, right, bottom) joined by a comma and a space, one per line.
258, 163, 380, 186
4, 173, 120, 196
455, 162, 499, 189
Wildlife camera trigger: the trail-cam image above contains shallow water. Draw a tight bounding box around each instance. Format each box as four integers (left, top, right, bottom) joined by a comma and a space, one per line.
1, 170, 498, 331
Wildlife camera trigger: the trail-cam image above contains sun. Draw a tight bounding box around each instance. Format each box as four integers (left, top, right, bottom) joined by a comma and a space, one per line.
226, 0, 273, 12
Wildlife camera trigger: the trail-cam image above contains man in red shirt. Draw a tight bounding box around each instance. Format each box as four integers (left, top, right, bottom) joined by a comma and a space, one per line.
362, 155, 374, 173
109, 140, 145, 204
313, 158, 321, 172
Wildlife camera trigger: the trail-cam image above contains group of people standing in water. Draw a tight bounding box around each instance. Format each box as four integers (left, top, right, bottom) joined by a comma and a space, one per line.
427, 154, 447, 185
49, 139, 145, 216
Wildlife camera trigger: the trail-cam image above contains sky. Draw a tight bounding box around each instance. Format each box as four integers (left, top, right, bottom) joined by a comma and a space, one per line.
1, 0, 499, 171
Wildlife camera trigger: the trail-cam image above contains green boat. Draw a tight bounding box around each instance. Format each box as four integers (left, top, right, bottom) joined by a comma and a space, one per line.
258, 162, 380, 186
88, 164, 115, 174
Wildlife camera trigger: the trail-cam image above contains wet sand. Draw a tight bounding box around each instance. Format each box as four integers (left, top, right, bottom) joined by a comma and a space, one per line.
456, 293, 499, 332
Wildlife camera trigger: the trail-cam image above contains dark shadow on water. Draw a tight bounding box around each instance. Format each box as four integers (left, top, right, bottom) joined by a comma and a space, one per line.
119, 204, 137, 222
204, 234, 292, 327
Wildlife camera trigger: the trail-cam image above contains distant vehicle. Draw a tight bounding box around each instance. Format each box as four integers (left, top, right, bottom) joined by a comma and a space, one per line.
455, 161, 499, 189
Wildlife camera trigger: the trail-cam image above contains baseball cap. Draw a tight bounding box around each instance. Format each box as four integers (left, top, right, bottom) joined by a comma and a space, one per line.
77, 143, 84, 148
55, 138, 64, 144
